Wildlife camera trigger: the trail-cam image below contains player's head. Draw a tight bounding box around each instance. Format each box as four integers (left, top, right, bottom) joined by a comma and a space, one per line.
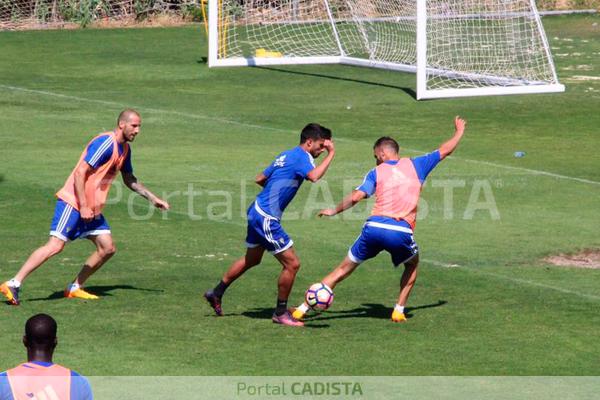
300, 123, 332, 157
117, 109, 142, 142
373, 136, 399, 165
23, 314, 58, 358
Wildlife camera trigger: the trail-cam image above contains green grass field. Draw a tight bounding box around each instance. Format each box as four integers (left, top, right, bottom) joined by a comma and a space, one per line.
0, 15, 599, 377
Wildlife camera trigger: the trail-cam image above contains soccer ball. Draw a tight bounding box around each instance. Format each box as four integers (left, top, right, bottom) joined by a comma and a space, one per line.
305, 283, 334, 310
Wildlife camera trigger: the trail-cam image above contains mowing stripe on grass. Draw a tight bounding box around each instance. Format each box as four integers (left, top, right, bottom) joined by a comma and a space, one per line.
2, 84, 600, 187
127, 203, 600, 302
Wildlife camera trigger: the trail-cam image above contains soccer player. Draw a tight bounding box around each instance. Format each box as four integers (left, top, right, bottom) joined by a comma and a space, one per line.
204, 123, 335, 327
0, 314, 92, 400
293, 116, 467, 323
0, 109, 170, 305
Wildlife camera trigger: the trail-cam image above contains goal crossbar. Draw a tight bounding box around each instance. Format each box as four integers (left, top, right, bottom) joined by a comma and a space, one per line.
208, 0, 565, 100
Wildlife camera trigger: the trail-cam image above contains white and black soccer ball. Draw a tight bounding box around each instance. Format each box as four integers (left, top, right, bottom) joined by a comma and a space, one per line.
305, 283, 334, 310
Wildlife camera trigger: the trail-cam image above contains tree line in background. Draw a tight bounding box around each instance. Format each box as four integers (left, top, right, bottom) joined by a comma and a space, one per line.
0, 0, 598, 30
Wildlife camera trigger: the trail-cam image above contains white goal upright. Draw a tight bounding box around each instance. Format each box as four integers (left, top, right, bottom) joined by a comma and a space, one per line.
208, 0, 564, 99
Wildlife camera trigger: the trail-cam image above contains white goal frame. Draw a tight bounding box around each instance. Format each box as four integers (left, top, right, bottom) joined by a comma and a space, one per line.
208, 0, 565, 100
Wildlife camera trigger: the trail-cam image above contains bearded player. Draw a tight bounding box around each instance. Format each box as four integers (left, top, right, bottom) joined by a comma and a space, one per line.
293, 117, 466, 323
1, 110, 170, 305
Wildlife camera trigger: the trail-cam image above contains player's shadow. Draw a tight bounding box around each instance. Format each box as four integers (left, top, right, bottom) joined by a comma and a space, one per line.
225, 308, 330, 328
304, 300, 447, 322
27, 285, 163, 302
255, 66, 417, 99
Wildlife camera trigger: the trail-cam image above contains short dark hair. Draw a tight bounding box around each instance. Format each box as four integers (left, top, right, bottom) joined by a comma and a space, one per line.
300, 123, 332, 144
373, 136, 399, 153
25, 314, 57, 348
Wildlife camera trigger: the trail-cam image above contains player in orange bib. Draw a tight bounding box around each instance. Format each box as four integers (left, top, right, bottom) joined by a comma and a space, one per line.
0, 314, 92, 400
0, 110, 170, 305
293, 117, 466, 323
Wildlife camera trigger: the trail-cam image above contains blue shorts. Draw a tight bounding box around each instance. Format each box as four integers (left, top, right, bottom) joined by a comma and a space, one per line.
245, 202, 293, 254
349, 218, 418, 267
49, 199, 111, 242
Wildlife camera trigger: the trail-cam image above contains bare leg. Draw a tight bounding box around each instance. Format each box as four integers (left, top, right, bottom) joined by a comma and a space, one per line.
273, 247, 301, 301
292, 256, 360, 320
222, 246, 266, 285
322, 256, 360, 290
396, 254, 419, 307
14, 237, 66, 283
73, 234, 116, 286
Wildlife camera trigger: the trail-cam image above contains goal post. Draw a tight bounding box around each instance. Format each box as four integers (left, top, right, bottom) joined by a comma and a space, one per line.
208, 0, 565, 99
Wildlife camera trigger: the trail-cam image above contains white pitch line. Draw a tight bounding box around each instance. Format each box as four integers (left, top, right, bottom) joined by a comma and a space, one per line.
422, 259, 460, 268
466, 268, 600, 301
133, 205, 600, 302
2, 83, 599, 187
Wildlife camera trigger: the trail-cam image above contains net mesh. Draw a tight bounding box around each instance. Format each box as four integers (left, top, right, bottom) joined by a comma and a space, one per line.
216, 0, 559, 91
425, 0, 556, 89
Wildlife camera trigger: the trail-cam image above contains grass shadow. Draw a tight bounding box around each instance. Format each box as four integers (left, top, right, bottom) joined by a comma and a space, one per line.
305, 300, 447, 322
255, 66, 417, 99
27, 285, 163, 302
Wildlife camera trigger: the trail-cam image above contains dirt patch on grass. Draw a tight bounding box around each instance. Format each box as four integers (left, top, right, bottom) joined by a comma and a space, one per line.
544, 249, 600, 269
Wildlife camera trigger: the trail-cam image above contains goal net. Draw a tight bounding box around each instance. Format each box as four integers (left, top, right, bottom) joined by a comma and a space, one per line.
208, 0, 564, 99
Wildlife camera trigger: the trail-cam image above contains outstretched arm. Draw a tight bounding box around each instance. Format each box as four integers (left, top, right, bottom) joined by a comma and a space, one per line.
318, 190, 367, 217
306, 140, 335, 183
122, 171, 170, 210
439, 116, 467, 159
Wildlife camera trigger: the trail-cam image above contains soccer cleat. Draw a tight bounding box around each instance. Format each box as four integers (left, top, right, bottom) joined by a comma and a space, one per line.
64, 287, 99, 300
272, 311, 304, 327
203, 290, 223, 316
0, 282, 20, 305
391, 309, 407, 323
292, 302, 310, 320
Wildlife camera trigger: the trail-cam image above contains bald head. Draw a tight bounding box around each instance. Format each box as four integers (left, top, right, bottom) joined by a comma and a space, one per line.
117, 109, 140, 125
116, 109, 142, 143
24, 314, 57, 350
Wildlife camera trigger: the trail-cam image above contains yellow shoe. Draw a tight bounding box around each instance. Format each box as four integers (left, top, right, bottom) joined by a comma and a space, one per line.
1, 282, 20, 305
65, 287, 99, 300
292, 309, 305, 320
292, 302, 310, 320
391, 309, 407, 323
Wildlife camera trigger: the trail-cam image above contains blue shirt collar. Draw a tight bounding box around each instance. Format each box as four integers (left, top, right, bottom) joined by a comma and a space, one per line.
28, 361, 54, 367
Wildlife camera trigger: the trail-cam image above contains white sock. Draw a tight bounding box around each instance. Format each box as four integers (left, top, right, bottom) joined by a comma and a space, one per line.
8, 279, 21, 288
394, 304, 405, 314
297, 303, 310, 313
68, 282, 80, 292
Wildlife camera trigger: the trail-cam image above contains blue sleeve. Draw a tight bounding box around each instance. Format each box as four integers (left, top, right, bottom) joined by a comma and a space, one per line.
263, 163, 275, 178
411, 150, 441, 183
262, 152, 284, 178
0, 372, 14, 400
297, 152, 316, 180
122, 147, 133, 174
355, 168, 377, 197
71, 371, 93, 400
83, 135, 113, 169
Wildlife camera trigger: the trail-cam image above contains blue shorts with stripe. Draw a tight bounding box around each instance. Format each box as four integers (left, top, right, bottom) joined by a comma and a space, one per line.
49, 199, 111, 242
349, 217, 418, 267
245, 202, 293, 255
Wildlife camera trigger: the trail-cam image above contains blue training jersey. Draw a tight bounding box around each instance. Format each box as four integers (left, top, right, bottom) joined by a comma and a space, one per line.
0, 362, 93, 400
254, 146, 316, 219
84, 134, 133, 173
